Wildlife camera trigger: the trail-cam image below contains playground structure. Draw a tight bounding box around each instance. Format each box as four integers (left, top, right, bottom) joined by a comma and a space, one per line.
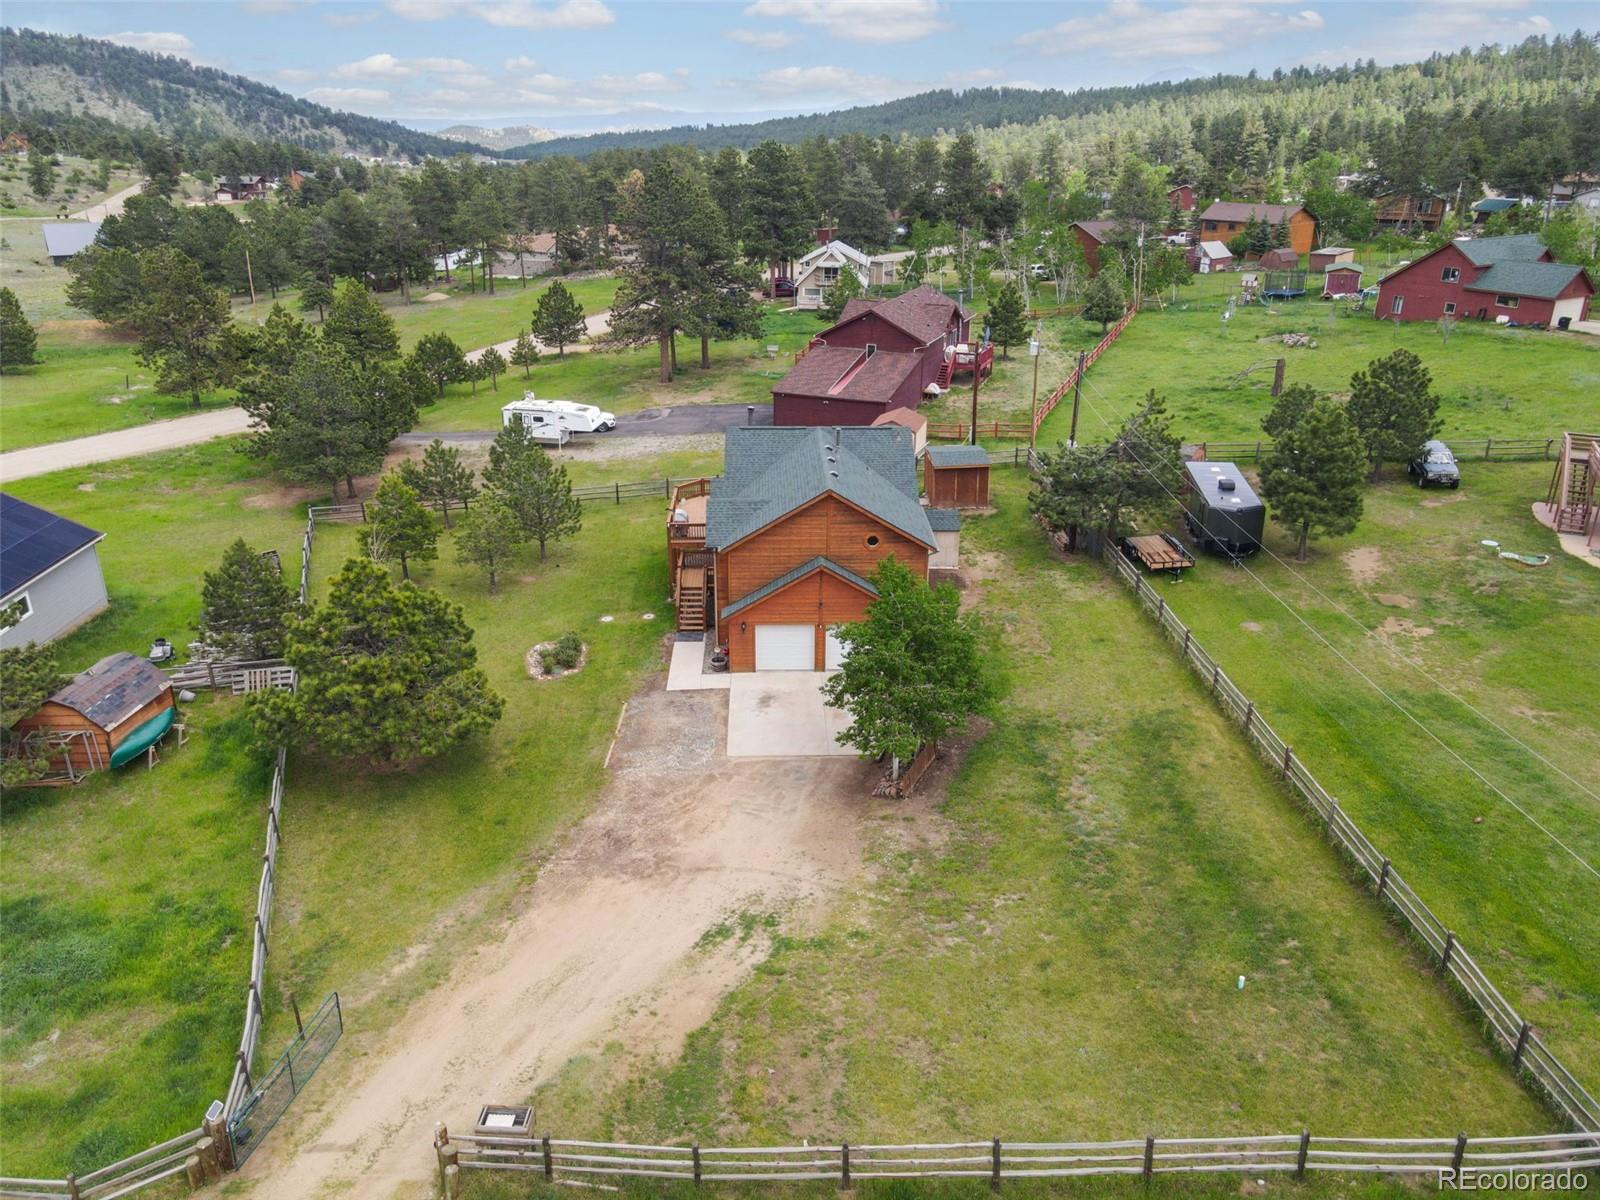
1261, 270, 1308, 300
1534, 432, 1600, 552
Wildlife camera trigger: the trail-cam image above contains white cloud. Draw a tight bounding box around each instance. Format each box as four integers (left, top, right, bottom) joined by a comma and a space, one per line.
387, 0, 614, 29
725, 27, 796, 50
1300, 0, 1558, 65
743, 65, 911, 99
323, 9, 381, 25
742, 0, 950, 43
334, 52, 476, 78
588, 70, 687, 94
306, 86, 394, 106
104, 31, 196, 54
504, 54, 541, 70
1015, 0, 1322, 59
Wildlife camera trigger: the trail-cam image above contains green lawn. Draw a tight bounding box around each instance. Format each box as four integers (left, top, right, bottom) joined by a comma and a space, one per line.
1124, 461, 1600, 1080
0, 441, 718, 1176
1032, 272, 1600, 447
532, 469, 1549, 1146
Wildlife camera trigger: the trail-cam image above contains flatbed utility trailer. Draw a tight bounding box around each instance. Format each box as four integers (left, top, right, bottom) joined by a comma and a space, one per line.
1121, 533, 1196, 576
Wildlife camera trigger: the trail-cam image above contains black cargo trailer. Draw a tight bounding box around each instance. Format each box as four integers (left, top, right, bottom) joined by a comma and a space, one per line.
1182, 461, 1265, 559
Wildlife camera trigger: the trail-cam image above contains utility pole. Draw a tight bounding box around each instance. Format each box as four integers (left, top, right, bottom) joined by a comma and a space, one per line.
244, 246, 257, 308
1028, 332, 1042, 450
969, 342, 982, 446
1068, 350, 1086, 448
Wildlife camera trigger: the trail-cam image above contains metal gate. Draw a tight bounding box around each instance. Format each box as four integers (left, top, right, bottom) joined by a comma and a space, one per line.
227, 992, 343, 1164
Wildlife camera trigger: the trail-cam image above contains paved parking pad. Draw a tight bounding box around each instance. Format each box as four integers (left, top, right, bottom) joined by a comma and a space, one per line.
727, 671, 856, 758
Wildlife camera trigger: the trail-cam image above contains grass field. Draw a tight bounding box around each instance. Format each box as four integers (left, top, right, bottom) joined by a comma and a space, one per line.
0, 440, 718, 1176
531, 469, 1549, 1146
1125, 461, 1600, 1079
1030, 272, 1600, 446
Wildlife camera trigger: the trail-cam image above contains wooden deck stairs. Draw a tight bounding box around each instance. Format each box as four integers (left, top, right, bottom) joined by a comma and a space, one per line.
1545, 433, 1599, 536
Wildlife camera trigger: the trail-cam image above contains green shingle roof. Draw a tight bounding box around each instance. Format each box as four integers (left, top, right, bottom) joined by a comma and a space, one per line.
1455, 233, 1548, 267
925, 507, 963, 532
719, 556, 877, 620
925, 445, 991, 467
1464, 259, 1588, 300
706, 426, 937, 551
1472, 198, 1518, 214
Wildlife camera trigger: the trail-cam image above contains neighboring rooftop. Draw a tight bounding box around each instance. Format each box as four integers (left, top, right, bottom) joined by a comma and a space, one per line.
1072, 219, 1121, 243
1, 493, 104, 598
1454, 233, 1550, 267
720, 556, 877, 620
49, 652, 171, 730
706, 426, 936, 551
1465, 259, 1589, 300
872, 407, 928, 432
925, 507, 963, 532
1472, 197, 1519, 214
830, 284, 967, 346
1200, 201, 1306, 224
775, 344, 922, 403
40, 220, 100, 258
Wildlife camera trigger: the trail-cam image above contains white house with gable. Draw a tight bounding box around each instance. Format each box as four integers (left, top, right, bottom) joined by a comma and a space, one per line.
791, 236, 913, 309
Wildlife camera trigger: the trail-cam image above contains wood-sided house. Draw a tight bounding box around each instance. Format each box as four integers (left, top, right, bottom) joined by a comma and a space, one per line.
1374, 234, 1594, 326
1197, 201, 1317, 255
9, 652, 177, 782
666, 426, 960, 670
771, 285, 971, 426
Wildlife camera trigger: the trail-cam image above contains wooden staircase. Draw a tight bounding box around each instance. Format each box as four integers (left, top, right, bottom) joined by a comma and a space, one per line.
675, 561, 712, 632
1545, 433, 1599, 536
934, 358, 954, 389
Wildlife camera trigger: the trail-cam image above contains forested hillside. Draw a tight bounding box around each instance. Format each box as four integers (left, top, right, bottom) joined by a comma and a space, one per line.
0, 27, 484, 159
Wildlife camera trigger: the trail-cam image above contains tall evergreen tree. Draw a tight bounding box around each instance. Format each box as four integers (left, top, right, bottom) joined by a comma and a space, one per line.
509, 329, 540, 377
482, 420, 582, 561
530, 280, 587, 356
400, 438, 477, 526
131, 246, 236, 408
322, 278, 399, 367
478, 346, 506, 390
454, 496, 524, 593
742, 140, 814, 296
1081, 268, 1127, 333
986, 282, 1028, 358
198, 538, 295, 659
0, 287, 39, 370
1259, 398, 1367, 560
410, 331, 469, 396
360, 473, 439, 580
1347, 349, 1442, 479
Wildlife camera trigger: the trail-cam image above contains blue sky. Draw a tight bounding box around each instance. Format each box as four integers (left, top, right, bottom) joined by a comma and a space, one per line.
10, 1, 1593, 134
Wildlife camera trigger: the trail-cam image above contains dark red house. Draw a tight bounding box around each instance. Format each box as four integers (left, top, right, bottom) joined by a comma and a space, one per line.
1071, 219, 1119, 274
1168, 184, 1196, 212
1374, 234, 1594, 326
772, 285, 970, 426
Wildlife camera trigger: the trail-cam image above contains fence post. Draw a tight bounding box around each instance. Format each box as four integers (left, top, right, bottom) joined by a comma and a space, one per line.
841, 1142, 851, 1189
208, 660, 218, 690
1156, 596, 1166, 625
1295, 1130, 1310, 1179
692, 1144, 702, 1185
1281, 745, 1293, 780
1142, 1136, 1155, 1181
1440, 930, 1456, 975
360, 501, 367, 523
615, 482, 621, 504
542, 1134, 553, 1181
1243, 702, 1254, 735
1182, 629, 1191, 660
1451, 1132, 1468, 1179
66, 1174, 79, 1200
1376, 858, 1391, 900
290, 992, 303, 1036
205, 1112, 236, 1172
1512, 1020, 1532, 1069
1484, 439, 1492, 460
991, 1136, 1002, 1191
1211, 663, 1220, 693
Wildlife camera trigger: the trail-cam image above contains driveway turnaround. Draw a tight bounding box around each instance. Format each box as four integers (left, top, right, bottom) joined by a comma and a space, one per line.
396, 402, 774, 448
727, 671, 856, 758
0, 407, 253, 482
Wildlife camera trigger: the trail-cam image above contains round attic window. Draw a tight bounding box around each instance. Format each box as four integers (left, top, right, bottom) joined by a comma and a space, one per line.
866, 534, 880, 547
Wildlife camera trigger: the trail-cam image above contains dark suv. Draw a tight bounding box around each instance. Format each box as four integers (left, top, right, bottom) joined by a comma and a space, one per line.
1408, 440, 1460, 488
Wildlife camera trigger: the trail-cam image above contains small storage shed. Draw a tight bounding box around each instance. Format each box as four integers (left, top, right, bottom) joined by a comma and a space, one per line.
872, 407, 929, 458
1322, 264, 1364, 298
1181, 461, 1265, 559
1259, 248, 1300, 271
11, 652, 177, 779
924, 445, 991, 509
1195, 241, 1233, 273
1309, 246, 1355, 272
926, 506, 962, 570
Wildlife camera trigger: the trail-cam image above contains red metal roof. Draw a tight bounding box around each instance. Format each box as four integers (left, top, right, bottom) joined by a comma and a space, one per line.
823, 284, 965, 347
774, 345, 922, 403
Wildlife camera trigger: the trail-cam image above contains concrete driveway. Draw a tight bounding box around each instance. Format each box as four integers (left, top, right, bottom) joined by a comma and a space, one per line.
727, 671, 857, 758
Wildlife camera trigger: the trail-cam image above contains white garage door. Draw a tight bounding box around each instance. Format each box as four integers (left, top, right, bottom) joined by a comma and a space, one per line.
824, 628, 848, 670
1552, 296, 1585, 325
755, 624, 814, 671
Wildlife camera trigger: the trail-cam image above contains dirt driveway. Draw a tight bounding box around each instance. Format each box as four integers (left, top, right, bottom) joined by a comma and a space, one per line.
239, 677, 879, 1200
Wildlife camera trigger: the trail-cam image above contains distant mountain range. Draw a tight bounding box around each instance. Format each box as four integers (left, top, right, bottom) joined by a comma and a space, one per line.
0, 27, 487, 158
436, 123, 555, 151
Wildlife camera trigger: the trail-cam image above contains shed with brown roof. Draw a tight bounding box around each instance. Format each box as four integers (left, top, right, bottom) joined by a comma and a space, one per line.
872, 407, 928, 456
9, 652, 177, 779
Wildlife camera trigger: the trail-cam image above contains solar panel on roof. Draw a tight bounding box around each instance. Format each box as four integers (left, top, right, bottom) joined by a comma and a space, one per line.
1, 493, 105, 598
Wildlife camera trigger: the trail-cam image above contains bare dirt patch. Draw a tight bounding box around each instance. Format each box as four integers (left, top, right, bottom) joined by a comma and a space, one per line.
1374, 593, 1413, 609
1420, 493, 1467, 508
242, 677, 892, 1200
1379, 616, 1435, 638
241, 482, 324, 510
1342, 545, 1383, 585
560, 433, 723, 465
1240, 620, 1264, 632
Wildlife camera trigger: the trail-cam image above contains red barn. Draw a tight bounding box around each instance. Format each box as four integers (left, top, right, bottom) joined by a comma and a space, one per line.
1375, 235, 1594, 326
771, 285, 970, 426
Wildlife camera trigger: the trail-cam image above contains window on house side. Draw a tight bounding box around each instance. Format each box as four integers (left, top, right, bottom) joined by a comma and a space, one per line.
1496, 295, 1519, 308
1391, 295, 1404, 315
1443, 302, 1456, 315
1441, 267, 1460, 282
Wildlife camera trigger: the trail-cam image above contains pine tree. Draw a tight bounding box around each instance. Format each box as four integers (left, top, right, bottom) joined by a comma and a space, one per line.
482, 420, 582, 561
1081, 269, 1127, 333
240, 338, 384, 499
131, 247, 236, 408
1347, 349, 1442, 479
454, 496, 524, 592
986, 281, 1028, 358
1259, 399, 1367, 560
0, 287, 39, 370
198, 538, 295, 659
1261, 383, 1321, 439
816, 263, 864, 324
478, 345, 507, 390
298, 277, 334, 322
246, 557, 503, 771
399, 438, 477, 527
26, 146, 55, 200
509, 329, 540, 376
360, 473, 439, 580
0, 638, 64, 787
322, 278, 399, 367
742, 139, 814, 297
409, 331, 468, 397
530, 281, 587, 356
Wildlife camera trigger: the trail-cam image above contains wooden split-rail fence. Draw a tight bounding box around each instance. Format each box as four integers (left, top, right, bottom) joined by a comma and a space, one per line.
1102, 546, 1600, 1134
1185, 436, 1569, 465
432, 1127, 1600, 1194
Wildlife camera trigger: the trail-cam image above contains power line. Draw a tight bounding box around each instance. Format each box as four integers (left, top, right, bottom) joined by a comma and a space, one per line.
1058, 375, 1600, 882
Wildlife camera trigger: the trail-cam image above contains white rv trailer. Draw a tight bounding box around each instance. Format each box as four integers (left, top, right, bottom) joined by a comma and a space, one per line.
500, 399, 573, 446
502, 393, 617, 434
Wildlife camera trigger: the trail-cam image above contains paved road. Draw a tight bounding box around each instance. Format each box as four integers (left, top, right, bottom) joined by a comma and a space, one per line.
396, 402, 774, 447
465, 309, 611, 363
69, 180, 145, 222
0, 408, 254, 482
